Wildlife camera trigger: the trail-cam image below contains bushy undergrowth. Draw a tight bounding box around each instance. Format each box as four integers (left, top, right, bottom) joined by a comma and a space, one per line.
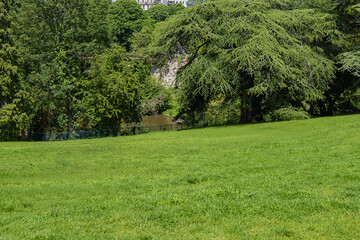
272, 107, 311, 121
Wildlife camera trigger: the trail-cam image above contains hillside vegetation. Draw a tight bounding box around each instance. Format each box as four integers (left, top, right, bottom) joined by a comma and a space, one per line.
1, 114, 359, 239
1, 0, 360, 140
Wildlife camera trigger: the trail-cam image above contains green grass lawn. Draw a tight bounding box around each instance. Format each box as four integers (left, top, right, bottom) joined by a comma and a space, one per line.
1, 115, 359, 239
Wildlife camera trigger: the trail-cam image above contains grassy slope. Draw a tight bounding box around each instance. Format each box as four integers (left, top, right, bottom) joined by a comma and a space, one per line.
0, 115, 359, 239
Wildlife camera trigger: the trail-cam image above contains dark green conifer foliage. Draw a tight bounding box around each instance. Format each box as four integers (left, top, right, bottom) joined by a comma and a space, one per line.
317, 0, 360, 115
151, 0, 337, 122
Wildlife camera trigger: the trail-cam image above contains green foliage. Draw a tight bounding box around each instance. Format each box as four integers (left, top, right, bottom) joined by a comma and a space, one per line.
146, 3, 185, 23
0, 0, 18, 104
338, 50, 360, 77
13, 0, 111, 133
146, 3, 168, 22
141, 126, 150, 134
310, 0, 360, 116
107, 0, 145, 51
0, 0, 29, 140
131, 25, 154, 51
163, 88, 181, 116
267, 0, 333, 10
2, 0, 360, 137
335, 0, 360, 15
268, 8, 344, 48
141, 77, 172, 115
335, 50, 360, 113
150, 0, 337, 122
272, 107, 311, 121
0, 100, 30, 141
132, 3, 186, 51
83, 45, 150, 130
350, 88, 360, 109
87, 0, 112, 51
15, 0, 107, 57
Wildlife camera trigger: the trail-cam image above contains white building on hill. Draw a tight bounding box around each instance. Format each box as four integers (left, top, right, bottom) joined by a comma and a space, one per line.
136, 0, 156, 10
136, 0, 191, 10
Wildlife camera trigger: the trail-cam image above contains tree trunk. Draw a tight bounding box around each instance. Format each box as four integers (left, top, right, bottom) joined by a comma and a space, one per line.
239, 73, 256, 124
44, 108, 49, 133
325, 91, 341, 116
240, 92, 253, 124
66, 96, 72, 134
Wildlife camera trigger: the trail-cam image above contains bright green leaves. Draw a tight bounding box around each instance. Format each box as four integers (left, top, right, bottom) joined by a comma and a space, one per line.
0, 92, 31, 140
107, 0, 146, 51
0, 0, 18, 103
131, 26, 154, 51
0, 0, 26, 140
12, 0, 112, 133
269, 9, 343, 47
146, 3, 185, 23
146, 3, 169, 23
338, 50, 360, 77
83, 45, 150, 130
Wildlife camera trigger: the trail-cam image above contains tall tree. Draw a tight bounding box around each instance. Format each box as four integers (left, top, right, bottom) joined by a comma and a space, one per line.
0, 0, 30, 140
82, 45, 150, 131
14, 0, 111, 133
314, 0, 360, 115
107, 0, 145, 51
0, 0, 18, 106
150, 0, 337, 123
146, 3, 185, 23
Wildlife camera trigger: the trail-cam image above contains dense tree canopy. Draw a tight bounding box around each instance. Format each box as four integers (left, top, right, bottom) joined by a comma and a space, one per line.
0, 0, 29, 140
317, 0, 360, 115
146, 3, 185, 23
1, 0, 359, 140
13, 0, 111, 133
107, 0, 145, 51
0, 0, 18, 105
150, 0, 339, 122
82, 45, 150, 130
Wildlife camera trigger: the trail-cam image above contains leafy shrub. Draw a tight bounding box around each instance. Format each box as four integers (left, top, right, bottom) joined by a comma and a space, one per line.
142, 127, 150, 134
272, 107, 310, 121
141, 77, 172, 115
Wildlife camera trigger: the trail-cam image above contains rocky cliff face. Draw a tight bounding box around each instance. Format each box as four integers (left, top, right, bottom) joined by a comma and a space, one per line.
152, 58, 187, 88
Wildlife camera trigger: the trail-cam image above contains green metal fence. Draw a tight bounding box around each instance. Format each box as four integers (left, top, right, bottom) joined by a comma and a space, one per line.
24, 123, 184, 141
3, 112, 240, 141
